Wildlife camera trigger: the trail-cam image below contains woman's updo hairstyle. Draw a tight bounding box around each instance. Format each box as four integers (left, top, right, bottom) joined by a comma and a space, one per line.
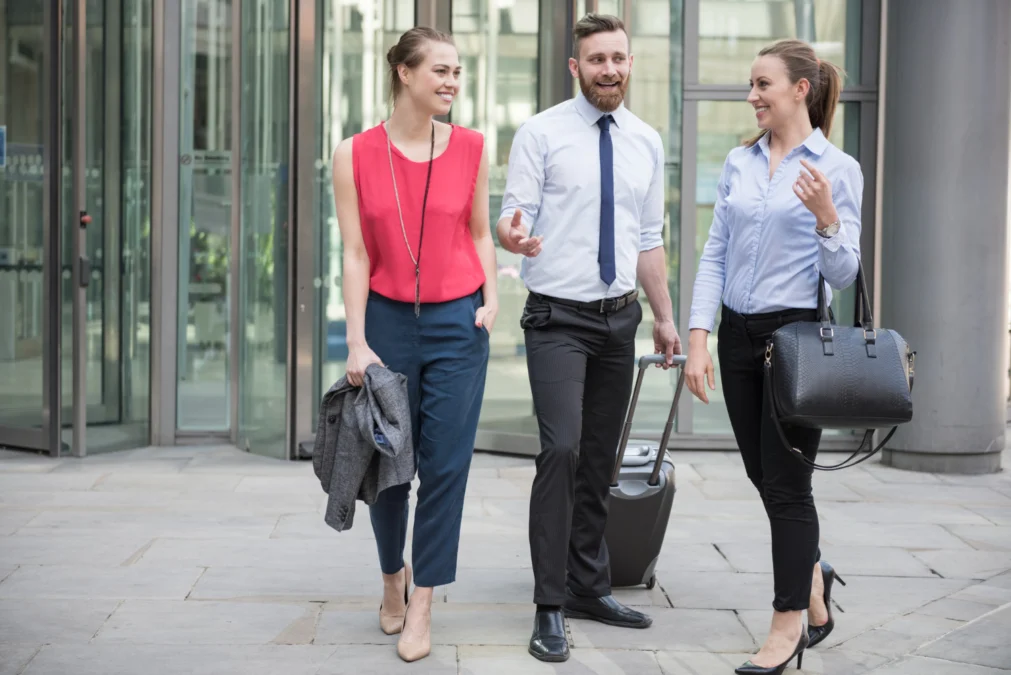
386, 26, 455, 105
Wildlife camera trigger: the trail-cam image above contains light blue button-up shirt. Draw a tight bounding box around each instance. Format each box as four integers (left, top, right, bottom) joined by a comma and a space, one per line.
499, 91, 666, 301
688, 128, 863, 332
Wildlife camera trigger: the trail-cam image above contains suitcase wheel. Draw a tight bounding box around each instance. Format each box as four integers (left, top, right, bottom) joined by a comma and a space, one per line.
646, 575, 656, 590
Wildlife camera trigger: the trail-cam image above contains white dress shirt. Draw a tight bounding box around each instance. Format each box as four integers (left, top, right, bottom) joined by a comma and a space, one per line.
499, 91, 666, 301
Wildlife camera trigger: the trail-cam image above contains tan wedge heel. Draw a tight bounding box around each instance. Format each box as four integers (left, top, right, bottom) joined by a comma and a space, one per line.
379, 563, 412, 635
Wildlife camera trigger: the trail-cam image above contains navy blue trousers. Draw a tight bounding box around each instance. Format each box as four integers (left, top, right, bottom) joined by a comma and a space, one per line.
364, 289, 489, 588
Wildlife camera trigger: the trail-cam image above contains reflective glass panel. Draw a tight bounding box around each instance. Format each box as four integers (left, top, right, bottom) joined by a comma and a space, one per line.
0, 0, 48, 432
314, 0, 414, 402
237, 0, 290, 457
177, 0, 232, 431
451, 0, 541, 436
698, 0, 862, 86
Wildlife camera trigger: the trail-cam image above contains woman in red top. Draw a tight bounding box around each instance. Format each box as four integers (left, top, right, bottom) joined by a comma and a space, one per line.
330, 26, 498, 663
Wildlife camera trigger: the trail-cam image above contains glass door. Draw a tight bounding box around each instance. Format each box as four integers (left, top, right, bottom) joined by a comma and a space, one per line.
236, 0, 291, 457
59, 0, 153, 454
0, 0, 63, 454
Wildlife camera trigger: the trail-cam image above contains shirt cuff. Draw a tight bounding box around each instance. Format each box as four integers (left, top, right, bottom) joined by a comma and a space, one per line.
816, 228, 844, 252
688, 312, 716, 333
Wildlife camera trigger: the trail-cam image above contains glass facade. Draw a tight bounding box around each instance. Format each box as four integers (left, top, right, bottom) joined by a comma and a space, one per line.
454, 0, 542, 436
0, 0, 884, 458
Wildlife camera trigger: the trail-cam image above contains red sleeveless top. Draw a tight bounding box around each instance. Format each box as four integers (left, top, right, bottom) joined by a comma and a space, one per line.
352, 122, 486, 304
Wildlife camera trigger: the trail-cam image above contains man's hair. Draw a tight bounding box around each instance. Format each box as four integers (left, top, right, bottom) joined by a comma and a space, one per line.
572, 13, 628, 60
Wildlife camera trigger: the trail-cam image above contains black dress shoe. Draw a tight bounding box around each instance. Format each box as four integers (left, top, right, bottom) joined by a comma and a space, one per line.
735, 632, 808, 674
528, 608, 569, 662
808, 560, 846, 648
563, 589, 653, 629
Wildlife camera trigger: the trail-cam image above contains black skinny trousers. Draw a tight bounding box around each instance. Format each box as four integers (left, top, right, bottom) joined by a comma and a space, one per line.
718, 305, 822, 612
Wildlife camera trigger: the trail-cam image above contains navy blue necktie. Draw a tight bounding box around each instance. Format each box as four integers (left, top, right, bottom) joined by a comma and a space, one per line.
597, 114, 616, 286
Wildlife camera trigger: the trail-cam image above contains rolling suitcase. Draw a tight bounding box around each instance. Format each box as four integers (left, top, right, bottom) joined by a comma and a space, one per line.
603, 353, 687, 589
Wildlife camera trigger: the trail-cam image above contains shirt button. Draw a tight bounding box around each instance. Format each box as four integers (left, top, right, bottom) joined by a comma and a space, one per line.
327, 415, 337, 424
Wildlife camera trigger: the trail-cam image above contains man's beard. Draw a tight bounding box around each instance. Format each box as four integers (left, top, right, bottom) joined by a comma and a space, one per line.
578, 69, 627, 112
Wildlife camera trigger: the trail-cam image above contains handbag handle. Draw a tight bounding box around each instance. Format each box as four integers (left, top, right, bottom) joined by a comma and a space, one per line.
816, 258, 874, 330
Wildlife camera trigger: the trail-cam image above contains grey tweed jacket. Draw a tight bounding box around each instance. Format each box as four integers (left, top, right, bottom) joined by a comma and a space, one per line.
312, 364, 415, 532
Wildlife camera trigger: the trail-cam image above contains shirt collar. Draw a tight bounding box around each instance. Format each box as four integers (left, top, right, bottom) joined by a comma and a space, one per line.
754, 127, 829, 157
574, 89, 628, 128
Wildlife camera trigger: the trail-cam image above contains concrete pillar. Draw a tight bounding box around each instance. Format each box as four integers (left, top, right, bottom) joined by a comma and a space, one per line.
880, 0, 1010, 473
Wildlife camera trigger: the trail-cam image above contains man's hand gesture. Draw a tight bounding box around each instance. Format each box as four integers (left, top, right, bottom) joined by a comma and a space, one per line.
503, 211, 543, 257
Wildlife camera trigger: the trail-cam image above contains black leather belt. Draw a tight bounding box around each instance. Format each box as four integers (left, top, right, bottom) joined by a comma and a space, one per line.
533, 289, 639, 314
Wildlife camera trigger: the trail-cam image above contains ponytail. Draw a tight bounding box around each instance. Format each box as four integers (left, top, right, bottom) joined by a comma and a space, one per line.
809, 58, 842, 140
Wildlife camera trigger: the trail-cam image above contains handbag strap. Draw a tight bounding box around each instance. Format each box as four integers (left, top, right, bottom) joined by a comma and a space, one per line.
763, 358, 907, 471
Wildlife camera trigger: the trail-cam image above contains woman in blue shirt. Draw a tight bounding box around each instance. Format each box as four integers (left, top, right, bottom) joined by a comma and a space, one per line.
686, 39, 862, 675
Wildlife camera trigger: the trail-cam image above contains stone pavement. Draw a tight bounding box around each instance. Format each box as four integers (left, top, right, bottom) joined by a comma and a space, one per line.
1, 444, 1010, 675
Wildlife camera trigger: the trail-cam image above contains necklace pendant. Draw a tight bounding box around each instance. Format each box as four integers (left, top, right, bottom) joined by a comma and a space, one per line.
414, 272, 421, 318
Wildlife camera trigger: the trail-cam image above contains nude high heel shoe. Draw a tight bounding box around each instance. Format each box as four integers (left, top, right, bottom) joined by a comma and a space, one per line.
379, 563, 411, 635
397, 597, 432, 662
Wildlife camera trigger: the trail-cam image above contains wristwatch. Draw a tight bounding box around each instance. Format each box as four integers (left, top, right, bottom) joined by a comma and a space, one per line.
816, 221, 841, 238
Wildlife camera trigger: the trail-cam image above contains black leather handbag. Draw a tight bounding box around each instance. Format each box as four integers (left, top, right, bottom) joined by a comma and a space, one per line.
763, 261, 916, 471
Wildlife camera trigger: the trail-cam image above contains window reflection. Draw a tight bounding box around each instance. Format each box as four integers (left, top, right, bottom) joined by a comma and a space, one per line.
699, 0, 862, 86
451, 0, 541, 435
315, 0, 414, 402
692, 99, 853, 435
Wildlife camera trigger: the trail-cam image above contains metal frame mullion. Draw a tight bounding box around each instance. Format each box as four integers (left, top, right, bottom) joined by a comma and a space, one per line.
676, 98, 697, 435
150, 0, 181, 446
291, 0, 316, 460
43, 0, 64, 455
229, 0, 242, 445
71, 0, 88, 457
539, 0, 573, 110
684, 85, 878, 102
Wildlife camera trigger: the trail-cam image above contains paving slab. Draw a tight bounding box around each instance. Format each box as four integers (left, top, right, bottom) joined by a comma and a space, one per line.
20, 644, 337, 675
0, 509, 39, 535
93, 600, 313, 645
916, 603, 1011, 670
132, 536, 383, 570
717, 543, 935, 577
0, 643, 41, 675
865, 656, 1011, 674
0, 565, 203, 600
946, 525, 1011, 551
567, 607, 755, 653
317, 645, 458, 674
912, 550, 1011, 580
16, 510, 279, 539
459, 645, 663, 674
829, 612, 965, 660
818, 501, 994, 525
818, 521, 974, 550
0, 599, 120, 643
0, 534, 152, 567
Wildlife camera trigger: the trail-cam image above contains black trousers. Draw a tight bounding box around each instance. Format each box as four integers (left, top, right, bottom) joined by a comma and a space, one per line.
718, 305, 823, 613
522, 291, 641, 606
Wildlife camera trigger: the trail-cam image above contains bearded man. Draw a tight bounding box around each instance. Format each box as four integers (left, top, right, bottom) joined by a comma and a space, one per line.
496, 13, 682, 663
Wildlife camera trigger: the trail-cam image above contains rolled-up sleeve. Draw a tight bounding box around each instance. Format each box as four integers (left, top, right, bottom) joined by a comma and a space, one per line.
688, 154, 733, 333
817, 158, 863, 289
639, 134, 665, 252
498, 122, 545, 229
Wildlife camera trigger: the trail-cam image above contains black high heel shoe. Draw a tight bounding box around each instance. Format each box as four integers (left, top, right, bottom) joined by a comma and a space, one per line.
734, 631, 808, 674
808, 560, 846, 648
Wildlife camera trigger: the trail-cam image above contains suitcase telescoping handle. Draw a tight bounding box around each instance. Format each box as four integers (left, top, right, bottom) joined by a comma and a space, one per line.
611, 354, 688, 487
